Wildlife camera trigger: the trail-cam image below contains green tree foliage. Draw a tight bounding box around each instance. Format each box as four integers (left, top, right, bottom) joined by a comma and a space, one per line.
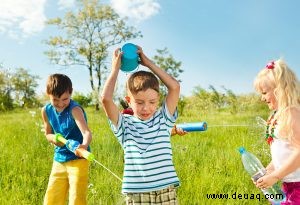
238, 93, 268, 113
151, 47, 184, 111
44, 0, 142, 110
192, 86, 211, 110
177, 96, 187, 116
153, 48, 183, 96
11, 68, 40, 108
0, 66, 40, 110
222, 86, 238, 114
72, 92, 93, 107
189, 85, 265, 115
208, 85, 224, 109
0, 66, 13, 111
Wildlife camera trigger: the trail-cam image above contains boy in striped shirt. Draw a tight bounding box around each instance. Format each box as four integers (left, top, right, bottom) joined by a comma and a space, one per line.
101, 46, 181, 204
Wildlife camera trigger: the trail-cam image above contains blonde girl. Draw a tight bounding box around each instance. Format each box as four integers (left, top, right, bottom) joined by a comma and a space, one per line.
254, 59, 300, 204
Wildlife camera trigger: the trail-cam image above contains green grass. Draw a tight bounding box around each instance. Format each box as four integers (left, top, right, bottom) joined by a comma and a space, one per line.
0, 108, 272, 204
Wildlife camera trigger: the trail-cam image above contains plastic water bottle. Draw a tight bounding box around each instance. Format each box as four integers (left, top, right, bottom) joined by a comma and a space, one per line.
238, 147, 286, 204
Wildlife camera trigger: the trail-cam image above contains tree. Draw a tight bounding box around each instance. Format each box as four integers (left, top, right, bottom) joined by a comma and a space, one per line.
222, 86, 238, 114
208, 85, 225, 109
11, 68, 40, 108
72, 92, 92, 107
0, 66, 13, 111
153, 48, 183, 97
192, 86, 211, 110
44, 0, 142, 110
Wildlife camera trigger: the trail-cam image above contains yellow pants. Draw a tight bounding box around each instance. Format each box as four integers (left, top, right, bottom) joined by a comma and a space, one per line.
43, 159, 89, 205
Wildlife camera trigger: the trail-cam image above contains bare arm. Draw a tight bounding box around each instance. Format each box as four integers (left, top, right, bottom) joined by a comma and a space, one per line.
265, 161, 275, 174
256, 108, 300, 188
257, 149, 300, 189
101, 48, 122, 127
137, 46, 180, 115
72, 106, 92, 150
41, 107, 64, 146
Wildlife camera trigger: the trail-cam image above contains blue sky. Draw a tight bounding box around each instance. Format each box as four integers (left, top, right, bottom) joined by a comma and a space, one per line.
1, 0, 300, 97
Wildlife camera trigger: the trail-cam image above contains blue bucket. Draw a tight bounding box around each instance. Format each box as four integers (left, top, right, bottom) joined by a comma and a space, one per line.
120, 43, 139, 73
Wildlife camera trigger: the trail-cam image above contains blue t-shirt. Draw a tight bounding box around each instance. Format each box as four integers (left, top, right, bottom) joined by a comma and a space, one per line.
45, 99, 89, 162
109, 101, 180, 193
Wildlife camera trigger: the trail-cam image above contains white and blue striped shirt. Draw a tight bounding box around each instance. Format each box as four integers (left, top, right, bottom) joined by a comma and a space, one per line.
109, 102, 180, 193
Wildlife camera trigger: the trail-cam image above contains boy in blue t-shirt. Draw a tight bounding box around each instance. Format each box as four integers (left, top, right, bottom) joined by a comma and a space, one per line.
42, 74, 92, 205
101, 46, 181, 204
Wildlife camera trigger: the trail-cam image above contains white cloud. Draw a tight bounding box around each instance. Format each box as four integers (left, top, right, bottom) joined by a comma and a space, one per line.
58, 0, 76, 10
0, 0, 47, 39
111, 0, 160, 22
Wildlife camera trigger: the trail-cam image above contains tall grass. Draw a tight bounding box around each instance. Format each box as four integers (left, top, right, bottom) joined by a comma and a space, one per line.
0, 107, 272, 204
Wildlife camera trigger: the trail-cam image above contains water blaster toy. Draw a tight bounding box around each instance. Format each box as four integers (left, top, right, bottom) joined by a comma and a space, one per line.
176, 122, 208, 132
55, 133, 95, 161
55, 133, 123, 182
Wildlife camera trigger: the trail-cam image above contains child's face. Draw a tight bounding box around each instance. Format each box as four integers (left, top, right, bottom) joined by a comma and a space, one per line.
128, 88, 159, 121
49, 91, 71, 112
260, 82, 277, 110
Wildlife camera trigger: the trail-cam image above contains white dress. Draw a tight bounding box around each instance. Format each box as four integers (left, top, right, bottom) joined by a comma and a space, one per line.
271, 129, 300, 182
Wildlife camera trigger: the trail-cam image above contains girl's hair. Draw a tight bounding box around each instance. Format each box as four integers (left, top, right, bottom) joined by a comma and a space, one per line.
46, 74, 73, 97
127, 71, 159, 95
254, 59, 300, 141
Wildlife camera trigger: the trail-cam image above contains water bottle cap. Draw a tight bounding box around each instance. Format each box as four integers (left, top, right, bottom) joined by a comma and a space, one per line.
238, 147, 246, 154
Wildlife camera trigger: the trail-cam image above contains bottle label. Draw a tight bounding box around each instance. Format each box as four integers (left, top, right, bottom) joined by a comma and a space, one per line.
251, 169, 266, 182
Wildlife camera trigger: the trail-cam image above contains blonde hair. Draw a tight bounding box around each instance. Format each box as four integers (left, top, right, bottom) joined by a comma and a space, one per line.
254, 59, 300, 141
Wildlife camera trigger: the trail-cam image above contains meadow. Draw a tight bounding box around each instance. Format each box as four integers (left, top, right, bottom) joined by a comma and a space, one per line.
0, 107, 273, 205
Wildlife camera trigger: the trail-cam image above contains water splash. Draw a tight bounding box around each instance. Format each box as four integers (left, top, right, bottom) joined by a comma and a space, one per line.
209, 124, 252, 127
255, 116, 266, 128
252, 116, 271, 157
208, 116, 271, 157
93, 159, 122, 182
208, 116, 266, 128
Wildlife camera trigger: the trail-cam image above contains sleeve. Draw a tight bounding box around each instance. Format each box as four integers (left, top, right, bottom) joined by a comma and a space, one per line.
108, 113, 126, 147
161, 100, 178, 127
